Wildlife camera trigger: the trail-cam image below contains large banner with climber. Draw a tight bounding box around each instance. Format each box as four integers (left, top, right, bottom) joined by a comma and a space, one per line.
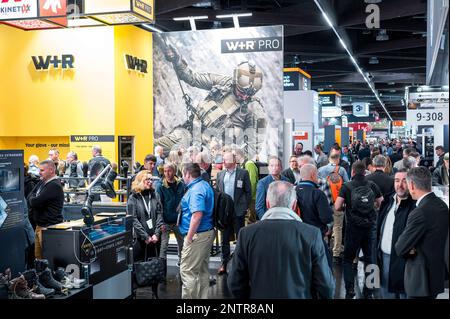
153, 26, 284, 161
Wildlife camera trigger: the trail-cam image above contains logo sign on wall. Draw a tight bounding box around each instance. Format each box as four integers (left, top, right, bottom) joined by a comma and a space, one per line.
153, 26, 284, 162
352, 102, 370, 117
31, 54, 75, 70
406, 85, 449, 126
124, 54, 148, 74
0, 0, 38, 20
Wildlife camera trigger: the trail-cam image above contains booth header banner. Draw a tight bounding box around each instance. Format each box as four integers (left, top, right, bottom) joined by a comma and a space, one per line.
153, 26, 284, 161
0, 0, 38, 20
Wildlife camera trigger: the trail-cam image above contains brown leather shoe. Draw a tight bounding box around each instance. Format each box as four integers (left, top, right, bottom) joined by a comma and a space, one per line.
217, 265, 227, 275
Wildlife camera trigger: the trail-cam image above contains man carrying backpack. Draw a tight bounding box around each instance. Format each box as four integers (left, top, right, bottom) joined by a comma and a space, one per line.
318, 148, 349, 264
334, 161, 383, 299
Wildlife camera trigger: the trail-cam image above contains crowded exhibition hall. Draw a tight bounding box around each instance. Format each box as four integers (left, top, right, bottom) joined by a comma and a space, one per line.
0, 0, 448, 306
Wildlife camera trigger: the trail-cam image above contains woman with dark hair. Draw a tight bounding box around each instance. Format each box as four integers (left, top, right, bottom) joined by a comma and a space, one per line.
127, 170, 164, 298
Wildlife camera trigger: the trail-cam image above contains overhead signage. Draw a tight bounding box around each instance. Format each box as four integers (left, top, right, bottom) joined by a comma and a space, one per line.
407, 109, 449, 126
406, 85, 449, 109
293, 130, 308, 140
124, 54, 148, 74
284, 72, 299, 91
32, 54, 75, 70
319, 92, 341, 108
221, 36, 283, 53
322, 106, 342, 118
0, 0, 38, 20
341, 115, 348, 128
283, 68, 311, 91
352, 102, 370, 117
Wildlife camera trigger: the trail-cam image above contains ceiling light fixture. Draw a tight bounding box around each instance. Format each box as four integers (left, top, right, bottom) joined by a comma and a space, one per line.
216, 12, 252, 28
369, 56, 379, 64
173, 16, 208, 30
314, 0, 393, 121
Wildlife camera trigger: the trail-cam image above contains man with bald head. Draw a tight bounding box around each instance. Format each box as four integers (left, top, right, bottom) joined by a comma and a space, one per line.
296, 164, 334, 267
228, 181, 334, 299
27, 160, 64, 259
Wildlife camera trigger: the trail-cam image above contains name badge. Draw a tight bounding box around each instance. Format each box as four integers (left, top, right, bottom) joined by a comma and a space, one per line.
237, 180, 243, 188
146, 219, 153, 230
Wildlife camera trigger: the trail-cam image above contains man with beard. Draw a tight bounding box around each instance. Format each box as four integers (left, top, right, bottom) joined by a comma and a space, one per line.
377, 169, 416, 299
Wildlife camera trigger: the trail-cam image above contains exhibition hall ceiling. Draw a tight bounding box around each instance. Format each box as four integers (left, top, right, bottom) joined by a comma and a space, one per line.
151, 0, 429, 120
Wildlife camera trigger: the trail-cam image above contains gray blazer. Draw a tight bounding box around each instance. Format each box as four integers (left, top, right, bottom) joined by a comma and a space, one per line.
216, 168, 251, 217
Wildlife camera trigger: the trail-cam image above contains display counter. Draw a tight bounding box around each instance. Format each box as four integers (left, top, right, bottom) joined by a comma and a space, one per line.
42, 214, 133, 299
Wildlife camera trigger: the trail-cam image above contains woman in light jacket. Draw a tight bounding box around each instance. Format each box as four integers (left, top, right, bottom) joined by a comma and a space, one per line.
127, 170, 164, 298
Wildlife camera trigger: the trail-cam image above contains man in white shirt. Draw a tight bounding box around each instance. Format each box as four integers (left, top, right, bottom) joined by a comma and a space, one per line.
377, 169, 416, 299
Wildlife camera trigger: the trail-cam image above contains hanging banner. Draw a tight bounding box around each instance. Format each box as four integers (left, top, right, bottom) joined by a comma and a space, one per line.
153, 26, 284, 161
0, 150, 26, 276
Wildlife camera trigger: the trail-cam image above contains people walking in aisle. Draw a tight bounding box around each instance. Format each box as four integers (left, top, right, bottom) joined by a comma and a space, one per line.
27, 160, 64, 259
318, 147, 349, 264
377, 169, 416, 299
215, 151, 251, 275
156, 163, 185, 272
334, 161, 383, 299
282, 155, 301, 184
395, 167, 449, 299
179, 163, 215, 299
255, 156, 289, 219
228, 181, 335, 299
127, 170, 164, 298
296, 164, 334, 267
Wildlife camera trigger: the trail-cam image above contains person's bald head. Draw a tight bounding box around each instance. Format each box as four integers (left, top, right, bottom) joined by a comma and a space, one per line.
300, 164, 318, 183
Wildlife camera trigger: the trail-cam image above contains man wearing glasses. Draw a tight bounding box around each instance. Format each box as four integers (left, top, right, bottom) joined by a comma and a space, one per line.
282, 155, 301, 185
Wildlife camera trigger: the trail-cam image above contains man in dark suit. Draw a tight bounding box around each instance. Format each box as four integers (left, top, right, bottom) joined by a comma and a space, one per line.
281, 155, 300, 184
367, 155, 395, 199
377, 169, 416, 299
228, 181, 335, 299
395, 167, 449, 299
216, 151, 251, 274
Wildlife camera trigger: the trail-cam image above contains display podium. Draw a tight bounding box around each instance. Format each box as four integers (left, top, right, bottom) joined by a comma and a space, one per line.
42, 214, 133, 299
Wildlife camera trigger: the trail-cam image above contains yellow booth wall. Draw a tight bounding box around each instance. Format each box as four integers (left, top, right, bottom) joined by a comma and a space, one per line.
0, 25, 154, 165
114, 26, 153, 164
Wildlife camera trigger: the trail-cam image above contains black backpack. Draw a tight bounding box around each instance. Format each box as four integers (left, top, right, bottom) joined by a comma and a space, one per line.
348, 183, 376, 228
213, 189, 234, 231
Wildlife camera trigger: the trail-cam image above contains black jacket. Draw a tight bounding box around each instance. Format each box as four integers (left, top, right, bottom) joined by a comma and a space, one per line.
295, 181, 333, 235
377, 193, 416, 293
395, 192, 449, 297
126, 190, 164, 242
216, 168, 251, 217
366, 170, 395, 199
27, 178, 64, 227
281, 168, 297, 184
358, 148, 370, 161
432, 164, 449, 186
227, 215, 335, 299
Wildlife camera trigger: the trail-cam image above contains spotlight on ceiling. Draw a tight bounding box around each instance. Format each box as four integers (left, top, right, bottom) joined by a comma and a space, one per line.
369, 57, 379, 64
364, 0, 382, 3
376, 29, 389, 41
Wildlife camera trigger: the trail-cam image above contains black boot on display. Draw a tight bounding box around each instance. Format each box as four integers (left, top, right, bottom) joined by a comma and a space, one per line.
53, 267, 67, 282
34, 259, 50, 273
21, 269, 55, 298
38, 268, 64, 293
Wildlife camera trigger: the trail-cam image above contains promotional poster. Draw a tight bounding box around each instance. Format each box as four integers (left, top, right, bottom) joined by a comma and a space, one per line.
0, 150, 26, 276
153, 26, 284, 161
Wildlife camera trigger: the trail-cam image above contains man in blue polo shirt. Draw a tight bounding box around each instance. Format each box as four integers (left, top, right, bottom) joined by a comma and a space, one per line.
179, 163, 215, 299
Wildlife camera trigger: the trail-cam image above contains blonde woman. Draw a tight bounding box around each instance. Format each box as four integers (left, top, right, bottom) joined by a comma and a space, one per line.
127, 170, 163, 298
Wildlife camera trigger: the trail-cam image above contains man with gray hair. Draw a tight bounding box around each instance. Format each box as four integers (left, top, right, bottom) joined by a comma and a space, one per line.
395, 167, 449, 299
88, 145, 111, 181
228, 181, 335, 299
366, 154, 394, 199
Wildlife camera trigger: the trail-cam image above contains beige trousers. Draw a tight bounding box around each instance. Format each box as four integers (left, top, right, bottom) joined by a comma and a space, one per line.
332, 209, 344, 257
35, 226, 46, 260
180, 229, 215, 299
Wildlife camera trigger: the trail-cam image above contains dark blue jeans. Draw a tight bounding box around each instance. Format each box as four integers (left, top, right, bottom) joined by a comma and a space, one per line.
343, 223, 377, 292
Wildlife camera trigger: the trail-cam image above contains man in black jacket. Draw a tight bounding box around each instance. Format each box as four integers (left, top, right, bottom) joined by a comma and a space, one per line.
395, 167, 449, 299
296, 164, 333, 267
228, 181, 334, 299
281, 155, 300, 184
215, 151, 251, 274
27, 160, 64, 259
377, 169, 416, 299
367, 155, 394, 199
